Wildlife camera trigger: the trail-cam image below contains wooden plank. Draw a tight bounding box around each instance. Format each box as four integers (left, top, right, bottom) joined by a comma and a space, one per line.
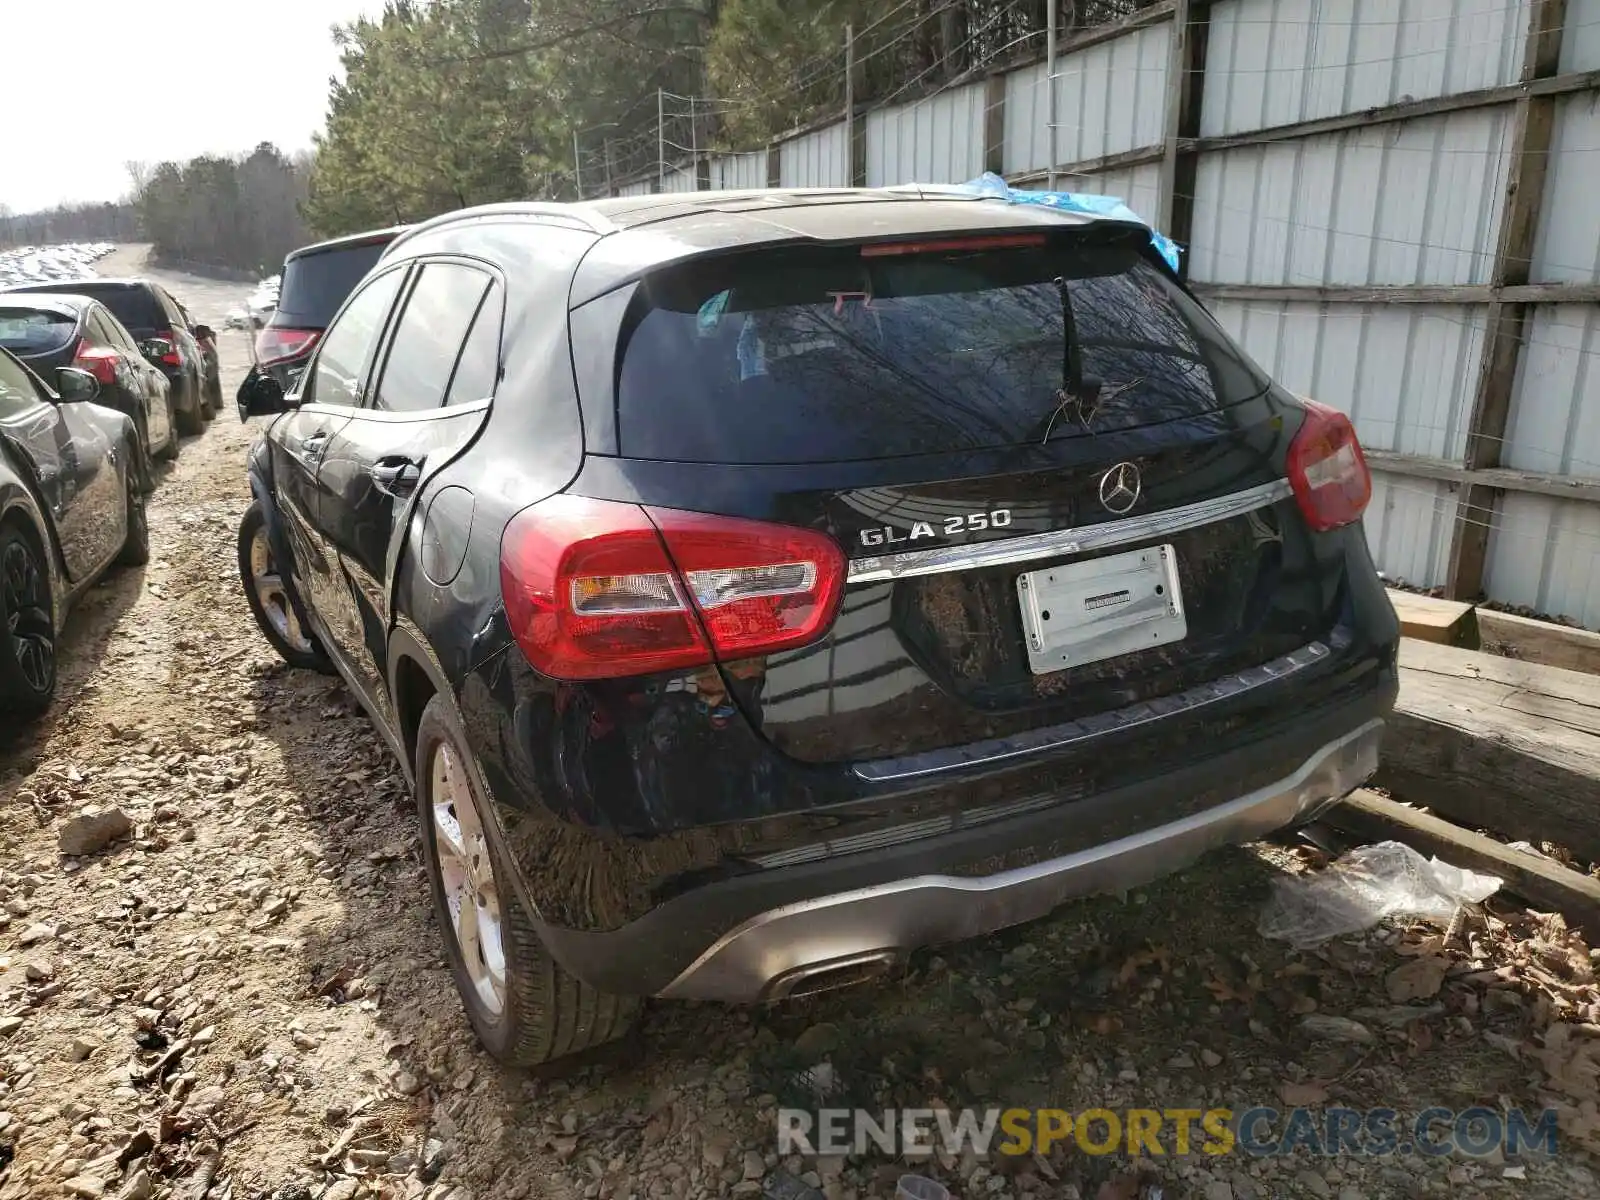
1382, 641, 1600, 862
1478, 608, 1600, 676
1387, 591, 1479, 648
983, 74, 1006, 176
1159, 0, 1210, 279
1446, 1, 1567, 602
1324, 790, 1600, 941
1365, 449, 1600, 506
1008, 143, 1168, 188
1190, 282, 1600, 305
1399, 639, 1600, 712
1185, 67, 1600, 154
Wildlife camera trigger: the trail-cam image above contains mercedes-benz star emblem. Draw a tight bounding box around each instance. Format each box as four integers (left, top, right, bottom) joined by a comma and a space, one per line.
1098, 462, 1142, 515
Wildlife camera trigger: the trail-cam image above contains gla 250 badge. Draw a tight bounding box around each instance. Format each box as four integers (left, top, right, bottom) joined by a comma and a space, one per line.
859, 509, 1013, 548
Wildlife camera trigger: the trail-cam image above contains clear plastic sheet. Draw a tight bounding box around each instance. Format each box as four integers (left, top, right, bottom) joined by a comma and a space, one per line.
1259, 840, 1502, 949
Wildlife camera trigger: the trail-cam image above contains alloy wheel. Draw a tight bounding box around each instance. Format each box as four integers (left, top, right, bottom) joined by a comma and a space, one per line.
430, 742, 507, 1015
2, 538, 53, 695
247, 526, 312, 654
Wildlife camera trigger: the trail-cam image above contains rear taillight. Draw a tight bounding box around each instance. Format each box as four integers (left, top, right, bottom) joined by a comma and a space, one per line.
158, 329, 182, 367
1287, 399, 1372, 532
499, 496, 846, 681
255, 327, 320, 367
72, 340, 121, 386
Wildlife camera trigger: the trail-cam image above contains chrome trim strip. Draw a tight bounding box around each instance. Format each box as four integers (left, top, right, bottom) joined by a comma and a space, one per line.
853, 634, 1343, 783
846, 478, 1294, 583
658, 719, 1384, 1001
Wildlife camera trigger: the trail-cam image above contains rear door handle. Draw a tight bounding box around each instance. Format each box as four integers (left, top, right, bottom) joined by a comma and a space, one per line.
370, 456, 423, 498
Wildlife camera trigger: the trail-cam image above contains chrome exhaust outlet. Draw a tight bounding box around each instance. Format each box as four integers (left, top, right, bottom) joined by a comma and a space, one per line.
764, 950, 898, 1001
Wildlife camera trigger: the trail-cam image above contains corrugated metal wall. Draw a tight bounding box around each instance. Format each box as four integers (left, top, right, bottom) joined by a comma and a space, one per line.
865, 81, 987, 186
604, 0, 1600, 623
1190, 109, 1512, 286
778, 124, 850, 188
1202, 0, 1528, 136
1002, 21, 1171, 173
709, 151, 767, 191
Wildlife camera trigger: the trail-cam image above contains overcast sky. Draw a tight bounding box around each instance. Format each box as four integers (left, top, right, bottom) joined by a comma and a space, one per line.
4, 0, 387, 213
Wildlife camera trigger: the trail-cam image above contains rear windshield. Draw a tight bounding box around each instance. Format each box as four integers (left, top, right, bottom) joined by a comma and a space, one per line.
276, 241, 391, 326
17, 283, 167, 334
0, 308, 76, 355
609, 237, 1271, 463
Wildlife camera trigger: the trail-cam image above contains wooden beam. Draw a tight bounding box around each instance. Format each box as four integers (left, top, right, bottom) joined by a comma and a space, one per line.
1478, 608, 1600, 675
1364, 449, 1600, 505
983, 73, 1006, 177
1008, 143, 1167, 188
1381, 639, 1600, 863
1160, 0, 1211, 279
1185, 67, 1599, 156
1387, 592, 1480, 648
1325, 791, 1600, 941
1191, 282, 1600, 305
1447, 0, 1569, 602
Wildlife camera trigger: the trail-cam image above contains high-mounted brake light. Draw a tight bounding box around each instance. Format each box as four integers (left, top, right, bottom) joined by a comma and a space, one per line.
499, 496, 846, 681
860, 233, 1048, 257
1287, 399, 1372, 532
255, 327, 321, 367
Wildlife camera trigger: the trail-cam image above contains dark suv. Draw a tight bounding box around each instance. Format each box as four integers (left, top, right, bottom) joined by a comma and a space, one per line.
235, 191, 1397, 1067
236, 226, 408, 410
1, 278, 210, 434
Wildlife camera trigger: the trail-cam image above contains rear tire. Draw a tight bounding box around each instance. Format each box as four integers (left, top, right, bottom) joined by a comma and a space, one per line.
117, 465, 149, 567
175, 380, 203, 436
415, 695, 640, 1067
237, 500, 331, 672
0, 522, 56, 718
155, 390, 179, 461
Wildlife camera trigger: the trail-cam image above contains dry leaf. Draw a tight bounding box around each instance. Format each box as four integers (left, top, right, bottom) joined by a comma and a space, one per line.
1387, 956, 1448, 1002
1094, 1175, 1141, 1200
1280, 1080, 1328, 1106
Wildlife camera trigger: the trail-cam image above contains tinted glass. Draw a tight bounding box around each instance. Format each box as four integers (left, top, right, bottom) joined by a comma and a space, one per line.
0, 351, 43, 417
98, 309, 140, 352
0, 307, 77, 355
611, 240, 1272, 464
277, 240, 393, 327
373, 264, 489, 414
444, 284, 502, 407
10, 284, 167, 334
307, 268, 406, 409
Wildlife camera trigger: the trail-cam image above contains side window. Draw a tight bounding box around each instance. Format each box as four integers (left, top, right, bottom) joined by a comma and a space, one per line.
372, 263, 490, 414
0, 352, 45, 417
444, 283, 503, 407
101, 310, 140, 353
158, 289, 185, 329
86, 310, 118, 347
306, 268, 408, 408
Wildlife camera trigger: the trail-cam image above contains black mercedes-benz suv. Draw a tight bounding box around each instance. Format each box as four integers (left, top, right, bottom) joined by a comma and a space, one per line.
235, 189, 1398, 1066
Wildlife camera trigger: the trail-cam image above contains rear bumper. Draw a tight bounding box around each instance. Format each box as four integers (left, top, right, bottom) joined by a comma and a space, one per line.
660, 719, 1379, 1000
533, 666, 1394, 998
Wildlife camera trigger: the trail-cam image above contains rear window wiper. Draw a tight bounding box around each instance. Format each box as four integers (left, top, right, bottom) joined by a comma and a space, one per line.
1032, 276, 1141, 443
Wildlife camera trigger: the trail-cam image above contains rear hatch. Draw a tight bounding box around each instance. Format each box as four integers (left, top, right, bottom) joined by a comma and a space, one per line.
0, 304, 80, 373
573, 223, 1350, 765
257, 236, 396, 374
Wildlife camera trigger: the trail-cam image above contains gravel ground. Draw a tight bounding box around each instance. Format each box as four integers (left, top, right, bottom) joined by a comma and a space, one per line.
1, 249, 1597, 1200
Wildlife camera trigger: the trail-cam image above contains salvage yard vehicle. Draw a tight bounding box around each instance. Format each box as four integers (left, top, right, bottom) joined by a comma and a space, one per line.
0, 348, 149, 719
2, 278, 210, 434
234, 189, 1398, 1067
0, 294, 179, 481
235, 225, 408, 410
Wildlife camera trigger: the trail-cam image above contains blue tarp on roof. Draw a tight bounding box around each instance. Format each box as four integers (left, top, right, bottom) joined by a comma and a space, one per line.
952, 172, 1182, 274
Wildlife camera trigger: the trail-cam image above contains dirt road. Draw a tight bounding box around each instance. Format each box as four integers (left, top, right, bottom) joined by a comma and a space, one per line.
0, 249, 1595, 1200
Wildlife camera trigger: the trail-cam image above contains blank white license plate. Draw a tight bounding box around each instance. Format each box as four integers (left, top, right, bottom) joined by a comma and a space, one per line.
1016, 544, 1187, 675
